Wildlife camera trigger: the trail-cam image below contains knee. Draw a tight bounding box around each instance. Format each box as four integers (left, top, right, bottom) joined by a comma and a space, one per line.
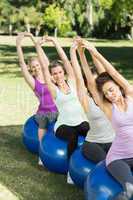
82, 141, 88, 153
80, 122, 90, 133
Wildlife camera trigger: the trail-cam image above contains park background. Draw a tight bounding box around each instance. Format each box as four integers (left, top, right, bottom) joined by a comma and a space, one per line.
0, 0, 133, 200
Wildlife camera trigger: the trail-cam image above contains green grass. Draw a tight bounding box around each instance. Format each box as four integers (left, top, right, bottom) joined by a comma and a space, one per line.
0, 36, 133, 200
0, 125, 83, 200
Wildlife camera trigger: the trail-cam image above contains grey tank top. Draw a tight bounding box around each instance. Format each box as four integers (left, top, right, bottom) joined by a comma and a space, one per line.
85, 96, 115, 143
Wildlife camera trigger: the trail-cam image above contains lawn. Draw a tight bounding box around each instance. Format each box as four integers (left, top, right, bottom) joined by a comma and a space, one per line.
0, 36, 133, 200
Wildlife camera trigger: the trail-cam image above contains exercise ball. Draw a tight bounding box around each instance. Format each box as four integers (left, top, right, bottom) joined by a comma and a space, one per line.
39, 133, 85, 174
78, 136, 85, 147
39, 133, 68, 174
84, 160, 123, 200
69, 148, 95, 188
23, 115, 55, 154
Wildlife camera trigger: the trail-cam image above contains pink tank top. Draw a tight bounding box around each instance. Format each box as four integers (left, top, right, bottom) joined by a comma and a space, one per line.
34, 79, 57, 114
106, 96, 133, 166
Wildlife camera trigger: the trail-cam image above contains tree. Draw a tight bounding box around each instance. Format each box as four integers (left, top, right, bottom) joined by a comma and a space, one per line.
112, 0, 133, 38
0, 0, 18, 35
18, 6, 43, 35
43, 3, 72, 36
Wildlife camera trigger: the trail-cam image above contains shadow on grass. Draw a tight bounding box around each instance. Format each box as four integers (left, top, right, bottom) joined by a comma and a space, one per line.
0, 44, 133, 80
0, 125, 83, 200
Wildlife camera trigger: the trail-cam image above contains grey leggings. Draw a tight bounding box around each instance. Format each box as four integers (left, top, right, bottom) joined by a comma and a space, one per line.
82, 141, 112, 163
107, 158, 133, 190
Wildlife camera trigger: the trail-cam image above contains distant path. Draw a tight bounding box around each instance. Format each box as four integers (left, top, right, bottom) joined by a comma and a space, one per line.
0, 183, 20, 200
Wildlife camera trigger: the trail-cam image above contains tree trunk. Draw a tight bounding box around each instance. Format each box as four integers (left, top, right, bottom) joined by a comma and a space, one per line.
54, 27, 58, 37
130, 26, 133, 39
86, 0, 93, 31
26, 23, 31, 32
9, 24, 13, 35
35, 25, 40, 36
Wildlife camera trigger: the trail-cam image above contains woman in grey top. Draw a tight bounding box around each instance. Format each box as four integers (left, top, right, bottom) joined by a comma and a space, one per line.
70, 37, 115, 163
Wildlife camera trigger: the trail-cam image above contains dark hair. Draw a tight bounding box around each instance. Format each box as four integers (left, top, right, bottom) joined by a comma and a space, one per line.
49, 60, 66, 74
90, 66, 98, 76
96, 72, 125, 98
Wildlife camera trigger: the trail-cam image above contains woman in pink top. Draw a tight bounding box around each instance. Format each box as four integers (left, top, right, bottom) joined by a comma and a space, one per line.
16, 33, 58, 165
79, 40, 133, 200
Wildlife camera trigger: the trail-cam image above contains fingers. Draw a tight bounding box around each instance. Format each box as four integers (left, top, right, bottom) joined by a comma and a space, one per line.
71, 36, 84, 51
43, 36, 56, 42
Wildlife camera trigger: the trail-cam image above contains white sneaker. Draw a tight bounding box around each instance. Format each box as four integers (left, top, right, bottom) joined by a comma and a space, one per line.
67, 172, 74, 185
126, 182, 133, 199
38, 157, 43, 166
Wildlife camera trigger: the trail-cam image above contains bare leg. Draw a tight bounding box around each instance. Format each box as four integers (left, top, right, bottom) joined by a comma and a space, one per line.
38, 128, 46, 141
38, 128, 46, 166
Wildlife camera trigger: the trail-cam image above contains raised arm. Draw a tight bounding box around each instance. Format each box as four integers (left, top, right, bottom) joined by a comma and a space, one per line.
16, 33, 35, 89
35, 37, 56, 98
86, 42, 133, 95
77, 40, 102, 106
45, 36, 75, 80
70, 39, 88, 112
92, 55, 105, 74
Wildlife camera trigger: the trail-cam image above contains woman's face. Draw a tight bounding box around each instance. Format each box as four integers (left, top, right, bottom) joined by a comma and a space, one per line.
102, 80, 122, 103
50, 65, 65, 85
30, 59, 41, 76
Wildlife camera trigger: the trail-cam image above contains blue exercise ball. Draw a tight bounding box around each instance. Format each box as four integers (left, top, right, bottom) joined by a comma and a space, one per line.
78, 136, 85, 147
23, 115, 55, 154
39, 134, 85, 174
39, 133, 68, 174
69, 148, 96, 188
84, 160, 123, 200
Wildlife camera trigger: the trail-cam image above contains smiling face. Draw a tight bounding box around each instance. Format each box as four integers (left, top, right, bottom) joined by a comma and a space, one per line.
29, 58, 41, 77
102, 80, 122, 103
50, 65, 65, 85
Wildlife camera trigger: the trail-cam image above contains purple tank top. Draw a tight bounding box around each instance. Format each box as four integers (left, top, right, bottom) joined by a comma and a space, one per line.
34, 79, 57, 114
106, 97, 133, 166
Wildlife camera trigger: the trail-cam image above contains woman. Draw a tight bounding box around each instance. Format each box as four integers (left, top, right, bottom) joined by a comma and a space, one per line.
16, 32, 58, 165
35, 36, 89, 160
82, 40, 133, 200
70, 37, 115, 164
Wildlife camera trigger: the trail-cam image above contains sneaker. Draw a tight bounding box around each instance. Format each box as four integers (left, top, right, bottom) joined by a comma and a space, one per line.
38, 157, 43, 166
67, 172, 74, 185
126, 182, 133, 199
113, 192, 128, 200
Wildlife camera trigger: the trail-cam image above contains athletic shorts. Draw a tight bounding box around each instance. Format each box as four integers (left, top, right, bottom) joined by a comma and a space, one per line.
34, 112, 58, 129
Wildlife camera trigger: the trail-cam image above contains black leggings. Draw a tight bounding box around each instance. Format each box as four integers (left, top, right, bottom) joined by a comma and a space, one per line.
107, 158, 133, 190
82, 141, 112, 163
55, 121, 89, 158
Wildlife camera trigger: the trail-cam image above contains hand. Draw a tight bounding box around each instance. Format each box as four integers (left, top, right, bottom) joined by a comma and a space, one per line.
81, 40, 97, 55
71, 40, 78, 50
44, 36, 57, 43
72, 36, 85, 52
74, 36, 83, 44
16, 32, 35, 45
16, 32, 25, 45
36, 36, 46, 46
71, 35, 83, 50
24, 32, 36, 44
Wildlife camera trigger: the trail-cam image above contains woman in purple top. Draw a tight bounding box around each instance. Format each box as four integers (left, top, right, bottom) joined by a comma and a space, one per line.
80, 40, 133, 200
16, 33, 58, 165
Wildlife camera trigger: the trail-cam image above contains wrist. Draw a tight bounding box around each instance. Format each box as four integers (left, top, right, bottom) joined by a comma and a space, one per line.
16, 42, 21, 46
52, 39, 58, 45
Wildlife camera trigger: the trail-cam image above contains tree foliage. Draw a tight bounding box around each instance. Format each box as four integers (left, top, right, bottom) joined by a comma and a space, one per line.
43, 3, 72, 36
0, 0, 133, 38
